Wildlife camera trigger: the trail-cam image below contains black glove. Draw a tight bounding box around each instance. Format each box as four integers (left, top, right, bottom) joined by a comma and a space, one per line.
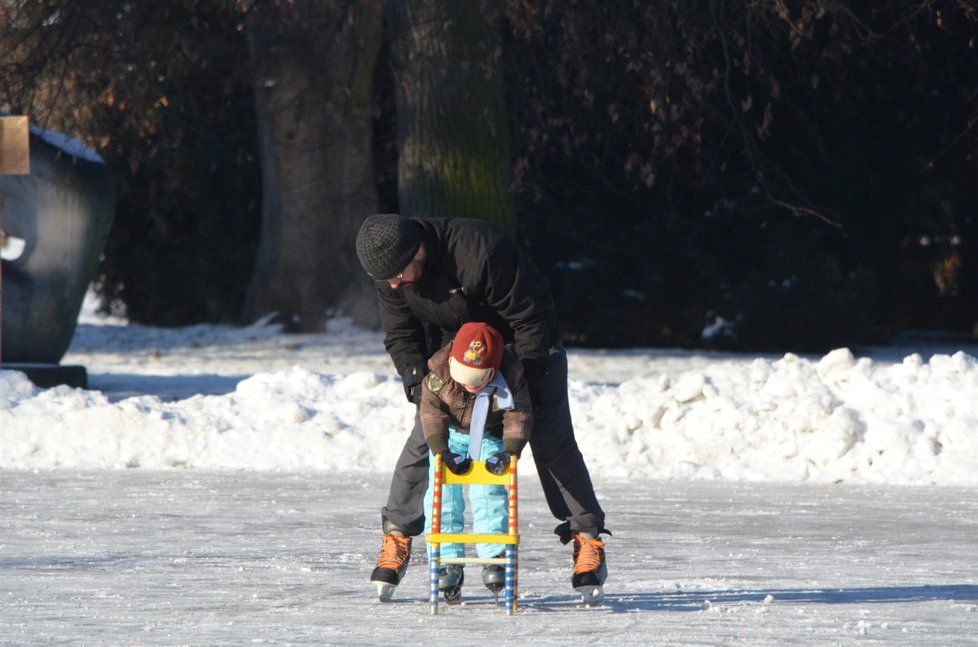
404, 382, 422, 406
521, 356, 550, 379
484, 450, 516, 475
403, 365, 428, 404
437, 449, 471, 475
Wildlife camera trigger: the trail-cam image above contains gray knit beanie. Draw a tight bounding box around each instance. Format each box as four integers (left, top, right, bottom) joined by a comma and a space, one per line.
355, 214, 421, 280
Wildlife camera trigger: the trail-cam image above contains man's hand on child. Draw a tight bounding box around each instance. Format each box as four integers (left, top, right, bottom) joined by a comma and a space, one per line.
437, 449, 472, 475
485, 450, 516, 475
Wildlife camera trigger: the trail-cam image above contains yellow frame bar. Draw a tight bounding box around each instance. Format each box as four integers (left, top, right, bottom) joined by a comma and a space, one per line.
427, 533, 518, 545
440, 460, 512, 485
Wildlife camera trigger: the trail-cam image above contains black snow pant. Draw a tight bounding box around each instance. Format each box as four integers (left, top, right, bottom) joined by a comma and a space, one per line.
380, 345, 607, 543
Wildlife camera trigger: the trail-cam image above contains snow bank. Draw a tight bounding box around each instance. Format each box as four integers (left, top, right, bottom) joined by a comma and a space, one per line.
571, 348, 977, 485
2, 343, 975, 484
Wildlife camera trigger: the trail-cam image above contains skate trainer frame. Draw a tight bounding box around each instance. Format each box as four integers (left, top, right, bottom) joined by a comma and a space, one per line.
426, 454, 519, 615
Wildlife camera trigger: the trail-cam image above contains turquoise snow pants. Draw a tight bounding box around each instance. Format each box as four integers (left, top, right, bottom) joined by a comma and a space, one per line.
423, 429, 506, 559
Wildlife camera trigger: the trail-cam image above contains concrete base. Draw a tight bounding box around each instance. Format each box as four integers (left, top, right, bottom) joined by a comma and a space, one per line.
0, 363, 88, 389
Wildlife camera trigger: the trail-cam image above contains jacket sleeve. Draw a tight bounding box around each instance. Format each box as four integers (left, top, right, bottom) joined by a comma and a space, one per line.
377, 284, 429, 400
419, 375, 451, 454
480, 236, 555, 363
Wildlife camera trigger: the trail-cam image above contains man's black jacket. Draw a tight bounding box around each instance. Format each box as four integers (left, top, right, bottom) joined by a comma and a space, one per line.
376, 217, 561, 400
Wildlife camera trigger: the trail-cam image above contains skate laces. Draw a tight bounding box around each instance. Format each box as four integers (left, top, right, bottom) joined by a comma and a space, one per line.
572, 534, 605, 575
376, 534, 411, 570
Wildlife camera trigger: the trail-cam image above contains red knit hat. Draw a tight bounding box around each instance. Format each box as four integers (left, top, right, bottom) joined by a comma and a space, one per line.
449, 322, 504, 387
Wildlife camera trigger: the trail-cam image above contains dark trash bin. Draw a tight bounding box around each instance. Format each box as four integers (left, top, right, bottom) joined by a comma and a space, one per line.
1, 122, 115, 386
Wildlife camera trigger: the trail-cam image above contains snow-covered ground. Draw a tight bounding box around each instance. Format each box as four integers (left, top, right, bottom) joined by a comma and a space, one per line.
1, 296, 977, 645
2, 297, 976, 485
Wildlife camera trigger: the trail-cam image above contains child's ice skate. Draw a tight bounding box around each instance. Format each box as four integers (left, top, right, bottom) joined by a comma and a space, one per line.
439, 564, 464, 605
482, 562, 505, 601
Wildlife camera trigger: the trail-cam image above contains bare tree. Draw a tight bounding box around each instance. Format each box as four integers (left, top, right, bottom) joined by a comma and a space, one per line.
1, 1, 264, 326
387, 0, 512, 229
242, 1, 384, 331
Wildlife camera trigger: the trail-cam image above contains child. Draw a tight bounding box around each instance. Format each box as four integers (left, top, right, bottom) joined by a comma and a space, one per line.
420, 321, 532, 603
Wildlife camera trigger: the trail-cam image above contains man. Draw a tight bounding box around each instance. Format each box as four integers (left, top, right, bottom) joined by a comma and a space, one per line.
356, 213, 609, 602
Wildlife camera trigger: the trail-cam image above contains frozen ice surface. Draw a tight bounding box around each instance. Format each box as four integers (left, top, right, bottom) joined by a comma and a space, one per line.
1, 472, 976, 646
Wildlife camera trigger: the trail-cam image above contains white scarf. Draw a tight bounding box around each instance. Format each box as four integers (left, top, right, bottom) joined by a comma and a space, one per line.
467, 372, 513, 460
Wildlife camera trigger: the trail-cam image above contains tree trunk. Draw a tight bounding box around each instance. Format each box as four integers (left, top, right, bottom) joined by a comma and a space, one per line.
243, 1, 383, 331
387, 0, 512, 230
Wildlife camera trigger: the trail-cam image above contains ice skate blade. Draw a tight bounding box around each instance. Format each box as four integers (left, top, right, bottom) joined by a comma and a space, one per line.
444, 590, 463, 605
575, 585, 604, 606
375, 583, 396, 602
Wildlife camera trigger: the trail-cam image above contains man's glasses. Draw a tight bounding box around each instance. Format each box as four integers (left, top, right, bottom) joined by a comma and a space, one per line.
378, 267, 406, 283
380, 253, 421, 284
